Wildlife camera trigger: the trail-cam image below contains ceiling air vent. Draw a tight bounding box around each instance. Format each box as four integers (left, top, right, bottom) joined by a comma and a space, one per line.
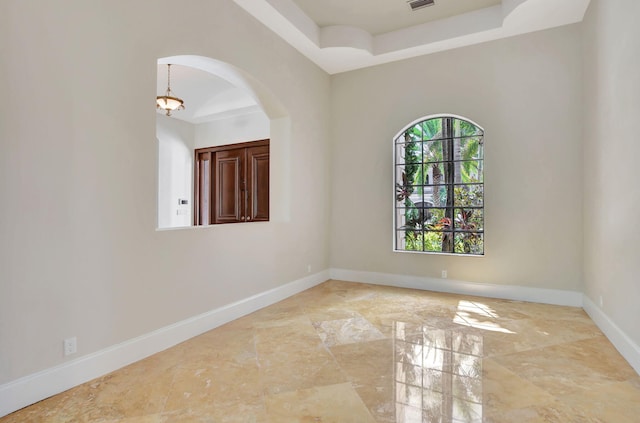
407, 0, 435, 11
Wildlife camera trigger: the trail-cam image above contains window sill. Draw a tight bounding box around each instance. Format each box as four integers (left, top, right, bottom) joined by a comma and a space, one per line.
393, 249, 484, 257
156, 221, 270, 232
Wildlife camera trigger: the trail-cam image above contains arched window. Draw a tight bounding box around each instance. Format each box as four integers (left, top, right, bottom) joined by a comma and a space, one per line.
394, 115, 484, 255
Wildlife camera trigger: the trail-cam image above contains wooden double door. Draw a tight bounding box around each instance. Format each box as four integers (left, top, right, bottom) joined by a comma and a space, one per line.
194, 139, 269, 225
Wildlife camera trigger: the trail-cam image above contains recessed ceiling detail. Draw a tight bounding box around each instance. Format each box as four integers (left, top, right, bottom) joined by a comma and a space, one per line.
233, 0, 591, 74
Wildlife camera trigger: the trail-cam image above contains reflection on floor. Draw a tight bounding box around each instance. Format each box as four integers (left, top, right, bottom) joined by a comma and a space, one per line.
3, 280, 640, 422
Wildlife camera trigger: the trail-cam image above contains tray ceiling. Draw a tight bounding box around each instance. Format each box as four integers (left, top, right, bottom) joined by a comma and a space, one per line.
233, 0, 591, 74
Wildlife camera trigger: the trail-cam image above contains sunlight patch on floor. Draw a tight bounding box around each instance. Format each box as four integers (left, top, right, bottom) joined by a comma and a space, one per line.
454, 301, 515, 334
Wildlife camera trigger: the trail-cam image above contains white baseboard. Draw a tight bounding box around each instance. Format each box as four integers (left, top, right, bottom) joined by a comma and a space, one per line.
329, 268, 584, 307
0, 270, 329, 418
583, 295, 640, 375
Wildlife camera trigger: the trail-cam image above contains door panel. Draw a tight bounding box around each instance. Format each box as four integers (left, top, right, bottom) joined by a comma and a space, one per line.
194, 152, 211, 225
247, 146, 269, 222
214, 149, 243, 224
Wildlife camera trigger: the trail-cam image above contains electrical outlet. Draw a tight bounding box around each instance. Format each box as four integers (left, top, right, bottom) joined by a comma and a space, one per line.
307, 265, 312, 273
441, 270, 447, 279
599, 295, 603, 308
64, 337, 77, 356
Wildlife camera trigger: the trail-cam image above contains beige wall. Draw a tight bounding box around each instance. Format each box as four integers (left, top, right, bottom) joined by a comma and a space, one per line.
330, 25, 584, 290
582, 0, 640, 345
0, 0, 331, 384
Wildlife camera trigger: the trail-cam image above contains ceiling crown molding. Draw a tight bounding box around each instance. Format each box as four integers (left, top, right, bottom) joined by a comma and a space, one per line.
233, 0, 591, 74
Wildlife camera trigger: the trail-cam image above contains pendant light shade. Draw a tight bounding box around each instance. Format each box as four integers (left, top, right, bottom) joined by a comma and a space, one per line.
156, 64, 185, 116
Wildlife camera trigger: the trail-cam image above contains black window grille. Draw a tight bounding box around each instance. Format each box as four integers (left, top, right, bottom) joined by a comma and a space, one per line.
394, 116, 484, 255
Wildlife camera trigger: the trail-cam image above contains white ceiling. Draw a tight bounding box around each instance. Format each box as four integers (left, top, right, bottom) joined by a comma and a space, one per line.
292, 0, 501, 36
156, 64, 260, 124
160, 0, 591, 123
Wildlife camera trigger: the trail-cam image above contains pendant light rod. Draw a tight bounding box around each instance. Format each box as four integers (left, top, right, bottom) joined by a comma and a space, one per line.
156, 64, 185, 116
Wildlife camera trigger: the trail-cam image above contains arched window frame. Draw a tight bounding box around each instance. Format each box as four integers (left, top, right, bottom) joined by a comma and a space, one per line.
393, 115, 485, 255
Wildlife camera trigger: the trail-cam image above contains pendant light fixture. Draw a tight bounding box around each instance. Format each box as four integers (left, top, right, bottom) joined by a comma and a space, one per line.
156, 64, 185, 116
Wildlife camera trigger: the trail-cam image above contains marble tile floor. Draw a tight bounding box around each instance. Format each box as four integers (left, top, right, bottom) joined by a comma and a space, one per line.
3, 280, 640, 422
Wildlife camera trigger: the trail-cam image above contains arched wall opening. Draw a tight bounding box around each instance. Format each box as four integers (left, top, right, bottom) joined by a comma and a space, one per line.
156, 55, 291, 229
